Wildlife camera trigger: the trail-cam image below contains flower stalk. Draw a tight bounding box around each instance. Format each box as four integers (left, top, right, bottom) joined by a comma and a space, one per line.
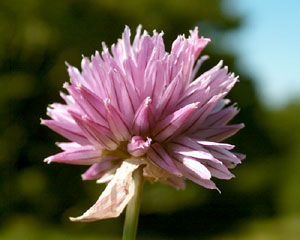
122, 166, 144, 240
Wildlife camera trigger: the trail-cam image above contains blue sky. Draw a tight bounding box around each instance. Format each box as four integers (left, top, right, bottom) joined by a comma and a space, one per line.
223, 0, 300, 109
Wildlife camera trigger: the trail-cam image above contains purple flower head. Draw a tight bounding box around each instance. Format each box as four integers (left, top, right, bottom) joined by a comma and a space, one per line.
42, 26, 245, 222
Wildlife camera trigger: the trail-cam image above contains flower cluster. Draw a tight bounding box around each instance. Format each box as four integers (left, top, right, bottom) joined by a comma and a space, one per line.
42, 26, 244, 222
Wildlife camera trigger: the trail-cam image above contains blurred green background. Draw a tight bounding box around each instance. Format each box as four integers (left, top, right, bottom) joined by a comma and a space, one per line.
1, 0, 299, 239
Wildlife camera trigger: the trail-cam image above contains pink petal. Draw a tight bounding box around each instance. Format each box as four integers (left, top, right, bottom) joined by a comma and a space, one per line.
180, 156, 211, 180
169, 136, 217, 161
206, 162, 234, 179
132, 97, 153, 136
176, 161, 220, 192
188, 27, 210, 61
178, 62, 225, 107
207, 146, 242, 165
77, 84, 108, 126
127, 136, 152, 157
56, 142, 82, 151
196, 140, 234, 150
70, 159, 141, 222
147, 143, 182, 176
234, 152, 246, 161
201, 160, 234, 179
155, 69, 184, 117
191, 55, 209, 80
108, 67, 136, 119
41, 119, 89, 145
202, 105, 239, 128
143, 60, 166, 106
82, 156, 120, 180
105, 99, 131, 141
183, 92, 231, 135
210, 99, 231, 114
67, 64, 85, 85
44, 146, 102, 165
154, 103, 199, 142
70, 111, 118, 150
191, 124, 245, 142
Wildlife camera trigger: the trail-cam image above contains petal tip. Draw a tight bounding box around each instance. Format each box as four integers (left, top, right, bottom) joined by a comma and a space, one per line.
44, 157, 52, 164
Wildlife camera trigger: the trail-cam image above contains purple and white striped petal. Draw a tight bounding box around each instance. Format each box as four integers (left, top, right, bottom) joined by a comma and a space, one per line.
132, 97, 153, 136
44, 145, 102, 165
82, 156, 120, 180
70, 111, 118, 150
154, 103, 199, 142
176, 161, 220, 192
76, 84, 108, 126
203, 160, 234, 180
191, 124, 245, 142
177, 155, 211, 180
202, 105, 239, 128
147, 143, 182, 176
105, 99, 131, 141
41, 119, 90, 145
206, 146, 242, 165
196, 140, 235, 150
169, 136, 217, 161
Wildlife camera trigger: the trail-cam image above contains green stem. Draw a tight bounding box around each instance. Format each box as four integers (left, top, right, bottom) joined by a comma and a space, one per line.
122, 166, 144, 240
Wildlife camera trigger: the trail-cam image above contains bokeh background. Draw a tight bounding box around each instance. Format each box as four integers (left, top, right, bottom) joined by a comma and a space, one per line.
1, 0, 299, 239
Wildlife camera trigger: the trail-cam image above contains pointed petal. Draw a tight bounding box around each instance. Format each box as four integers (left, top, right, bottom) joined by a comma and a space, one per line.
202, 105, 239, 128
191, 124, 245, 142
188, 27, 210, 60
154, 103, 199, 142
70, 111, 118, 150
147, 143, 182, 176
203, 160, 234, 180
155, 69, 184, 117
41, 119, 89, 145
211, 99, 231, 114
169, 136, 217, 161
82, 156, 120, 180
105, 99, 131, 141
222, 152, 246, 169
183, 93, 228, 135
176, 161, 219, 192
77, 84, 108, 126
108, 67, 136, 119
127, 136, 152, 157
44, 146, 102, 165
191, 55, 209, 80
56, 142, 82, 151
179, 156, 211, 180
143, 60, 166, 105
132, 97, 153, 136
64, 83, 107, 126
196, 140, 234, 150
70, 159, 141, 222
234, 152, 246, 161
207, 146, 242, 165
178, 62, 225, 107
67, 64, 85, 85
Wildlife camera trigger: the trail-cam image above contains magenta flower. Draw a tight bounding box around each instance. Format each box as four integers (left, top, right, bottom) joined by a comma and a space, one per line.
42, 26, 244, 222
